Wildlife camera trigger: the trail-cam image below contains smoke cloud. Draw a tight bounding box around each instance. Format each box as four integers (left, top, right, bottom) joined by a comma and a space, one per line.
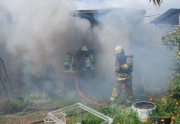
0, 0, 173, 102
0, 0, 93, 95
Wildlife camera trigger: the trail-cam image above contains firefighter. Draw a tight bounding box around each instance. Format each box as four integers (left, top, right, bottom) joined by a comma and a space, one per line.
110, 45, 134, 105
75, 45, 95, 96
76, 45, 89, 60
75, 45, 94, 70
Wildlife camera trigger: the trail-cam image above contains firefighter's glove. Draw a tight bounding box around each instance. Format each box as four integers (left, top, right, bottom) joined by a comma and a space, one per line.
121, 64, 128, 69
115, 66, 121, 72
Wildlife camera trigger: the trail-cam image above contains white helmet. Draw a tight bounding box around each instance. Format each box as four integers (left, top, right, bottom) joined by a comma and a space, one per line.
81, 45, 88, 51
114, 45, 123, 54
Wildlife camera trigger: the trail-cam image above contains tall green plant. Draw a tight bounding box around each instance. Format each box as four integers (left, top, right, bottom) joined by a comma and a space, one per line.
162, 27, 180, 98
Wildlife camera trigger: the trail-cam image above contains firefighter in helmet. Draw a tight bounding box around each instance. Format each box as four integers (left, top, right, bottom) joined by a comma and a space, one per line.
75, 45, 88, 60
75, 45, 94, 70
110, 45, 133, 105
81, 45, 88, 52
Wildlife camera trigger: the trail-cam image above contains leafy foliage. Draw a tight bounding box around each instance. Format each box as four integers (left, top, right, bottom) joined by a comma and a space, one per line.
0, 115, 6, 123
152, 96, 179, 116
162, 27, 180, 98
0, 93, 81, 114
98, 105, 141, 124
0, 97, 31, 114
81, 113, 102, 124
149, 96, 180, 124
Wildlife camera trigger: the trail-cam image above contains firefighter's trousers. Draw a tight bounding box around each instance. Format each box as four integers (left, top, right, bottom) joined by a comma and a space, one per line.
110, 78, 133, 103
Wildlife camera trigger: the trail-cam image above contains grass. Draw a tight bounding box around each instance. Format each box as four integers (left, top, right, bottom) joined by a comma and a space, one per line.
0, 115, 6, 123
0, 93, 179, 124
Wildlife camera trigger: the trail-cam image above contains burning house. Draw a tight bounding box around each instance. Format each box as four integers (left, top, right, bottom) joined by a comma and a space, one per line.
0, 1, 179, 123
0, 3, 172, 106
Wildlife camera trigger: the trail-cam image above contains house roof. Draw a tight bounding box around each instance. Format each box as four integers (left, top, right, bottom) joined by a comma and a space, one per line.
151, 8, 180, 26
73, 8, 146, 26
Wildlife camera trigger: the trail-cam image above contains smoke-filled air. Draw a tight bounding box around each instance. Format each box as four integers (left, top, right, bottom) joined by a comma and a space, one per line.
0, 0, 173, 102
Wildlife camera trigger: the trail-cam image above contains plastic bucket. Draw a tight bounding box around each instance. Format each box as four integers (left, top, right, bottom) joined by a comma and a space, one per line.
132, 101, 156, 122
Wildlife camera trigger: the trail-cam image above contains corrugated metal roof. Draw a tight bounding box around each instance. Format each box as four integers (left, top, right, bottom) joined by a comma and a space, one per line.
151, 8, 180, 25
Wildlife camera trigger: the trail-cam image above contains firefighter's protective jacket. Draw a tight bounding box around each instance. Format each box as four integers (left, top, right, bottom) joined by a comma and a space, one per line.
115, 56, 133, 81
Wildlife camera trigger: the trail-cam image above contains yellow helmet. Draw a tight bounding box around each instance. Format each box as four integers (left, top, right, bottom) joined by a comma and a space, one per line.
81, 45, 88, 51
114, 45, 123, 54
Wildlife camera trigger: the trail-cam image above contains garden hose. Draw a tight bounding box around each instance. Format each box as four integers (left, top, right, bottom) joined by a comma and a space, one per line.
74, 52, 106, 106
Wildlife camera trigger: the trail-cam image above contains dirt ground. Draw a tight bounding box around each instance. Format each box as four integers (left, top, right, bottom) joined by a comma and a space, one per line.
0, 110, 49, 124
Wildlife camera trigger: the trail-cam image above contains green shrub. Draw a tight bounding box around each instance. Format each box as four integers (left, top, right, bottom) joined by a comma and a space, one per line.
153, 96, 178, 115
0, 115, 6, 123
0, 98, 30, 114
162, 27, 180, 99
98, 105, 141, 124
149, 96, 180, 124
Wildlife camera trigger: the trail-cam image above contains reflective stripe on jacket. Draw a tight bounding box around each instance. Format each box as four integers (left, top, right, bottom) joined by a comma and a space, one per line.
116, 74, 132, 81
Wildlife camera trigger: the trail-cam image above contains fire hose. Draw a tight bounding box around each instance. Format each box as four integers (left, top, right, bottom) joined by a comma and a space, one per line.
74, 53, 106, 106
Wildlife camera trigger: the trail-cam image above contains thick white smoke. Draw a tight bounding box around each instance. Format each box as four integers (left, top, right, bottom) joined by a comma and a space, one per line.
0, 0, 95, 95
0, 0, 173, 102
93, 8, 172, 97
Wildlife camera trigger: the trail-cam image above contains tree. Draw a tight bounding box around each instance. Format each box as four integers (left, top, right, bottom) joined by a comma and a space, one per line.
149, 0, 162, 6
162, 27, 180, 98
